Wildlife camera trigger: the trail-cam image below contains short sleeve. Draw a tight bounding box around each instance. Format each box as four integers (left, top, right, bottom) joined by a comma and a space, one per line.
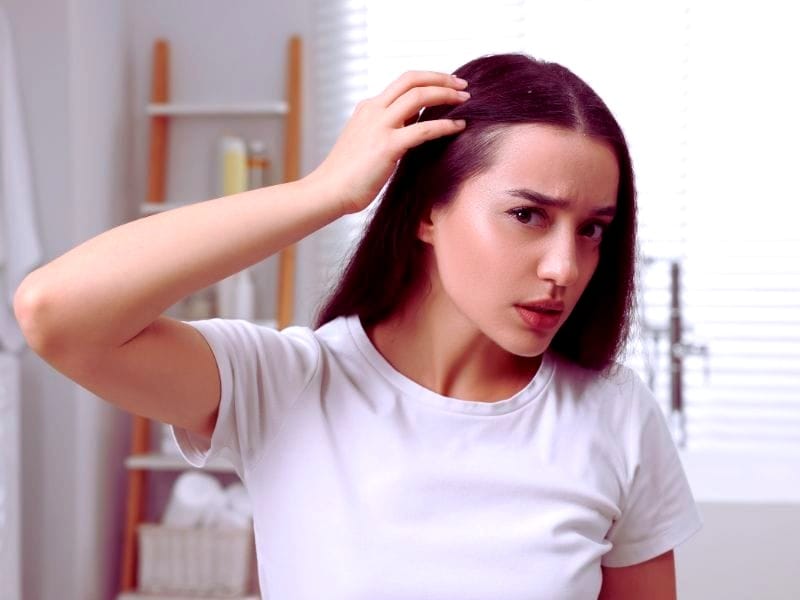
170, 318, 321, 479
601, 376, 703, 567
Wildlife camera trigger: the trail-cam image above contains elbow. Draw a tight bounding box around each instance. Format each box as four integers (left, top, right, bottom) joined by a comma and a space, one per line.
14, 277, 59, 356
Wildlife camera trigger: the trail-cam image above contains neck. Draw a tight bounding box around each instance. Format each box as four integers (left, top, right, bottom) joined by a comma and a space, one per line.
365, 274, 542, 402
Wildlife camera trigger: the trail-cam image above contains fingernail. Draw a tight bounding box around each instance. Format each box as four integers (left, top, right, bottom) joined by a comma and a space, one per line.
453, 119, 466, 127
457, 90, 470, 99
452, 76, 468, 88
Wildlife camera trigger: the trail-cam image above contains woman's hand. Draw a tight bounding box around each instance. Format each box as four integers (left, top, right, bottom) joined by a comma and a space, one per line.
305, 71, 470, 215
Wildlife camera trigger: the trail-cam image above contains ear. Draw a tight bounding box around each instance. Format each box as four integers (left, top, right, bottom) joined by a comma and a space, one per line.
416, 205, 439, 245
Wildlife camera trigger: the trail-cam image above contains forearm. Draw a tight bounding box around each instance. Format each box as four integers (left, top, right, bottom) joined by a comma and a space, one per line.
15, 176, 344, 351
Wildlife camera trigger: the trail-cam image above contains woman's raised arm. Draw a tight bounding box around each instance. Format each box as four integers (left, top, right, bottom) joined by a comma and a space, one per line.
11, 71, 468, 435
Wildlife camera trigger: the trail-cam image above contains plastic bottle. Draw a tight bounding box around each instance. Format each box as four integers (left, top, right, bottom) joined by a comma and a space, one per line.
233, 268, 256, 321
246, 140, 271, 190
215, 135, 256, 319
184, 287, 215, 320
219, 135, 247, 196
217, 270, 256, 320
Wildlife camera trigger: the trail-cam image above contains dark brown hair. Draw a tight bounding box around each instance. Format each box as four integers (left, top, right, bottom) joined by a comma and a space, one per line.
315, 53, 637, 371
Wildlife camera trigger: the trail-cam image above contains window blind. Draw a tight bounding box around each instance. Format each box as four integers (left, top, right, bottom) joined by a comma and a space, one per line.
309, 0, 800, 453
307, 0, 370, 316
679, 2, 800, 452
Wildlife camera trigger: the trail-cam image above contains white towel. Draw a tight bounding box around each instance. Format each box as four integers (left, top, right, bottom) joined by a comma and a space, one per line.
162, 472, 226, 528
0, 7, 43, 353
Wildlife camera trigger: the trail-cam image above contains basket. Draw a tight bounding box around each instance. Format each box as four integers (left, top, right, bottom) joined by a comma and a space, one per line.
137, 524, 254, 597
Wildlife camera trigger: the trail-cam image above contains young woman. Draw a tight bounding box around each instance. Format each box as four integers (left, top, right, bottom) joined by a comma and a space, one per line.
15, 53, 702, 599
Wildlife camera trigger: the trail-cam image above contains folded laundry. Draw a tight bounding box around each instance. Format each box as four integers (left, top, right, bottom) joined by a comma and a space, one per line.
162, 471, 223, 528
162, 471, 253, 529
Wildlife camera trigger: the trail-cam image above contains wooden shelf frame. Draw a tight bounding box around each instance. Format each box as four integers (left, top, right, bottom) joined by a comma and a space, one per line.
119, 35, 302, 597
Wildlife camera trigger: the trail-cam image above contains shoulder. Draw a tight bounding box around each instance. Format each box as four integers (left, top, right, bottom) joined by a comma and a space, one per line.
186, 315, 357, 351
547, 353, 660, 436
185, 314, 362, 376
186, 317, 320, 356
549, 353, 653, 407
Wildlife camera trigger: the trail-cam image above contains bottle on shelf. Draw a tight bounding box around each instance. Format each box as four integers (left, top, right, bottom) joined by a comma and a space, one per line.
183, 286, 216, 320
220, 135, 248, 195
246, 139, 271, 190
232, 265, 256, 320
215, 135, 257, 320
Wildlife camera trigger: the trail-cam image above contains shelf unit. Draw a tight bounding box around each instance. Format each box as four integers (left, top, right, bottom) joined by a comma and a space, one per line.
146, 101, 289, 116
118, 35, 302, 599
118, 595, 260, 600
125, 453, 236, 474
117, 592, 261, 600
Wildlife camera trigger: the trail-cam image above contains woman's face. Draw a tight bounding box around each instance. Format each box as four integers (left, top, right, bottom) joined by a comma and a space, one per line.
418, 123, 620, 358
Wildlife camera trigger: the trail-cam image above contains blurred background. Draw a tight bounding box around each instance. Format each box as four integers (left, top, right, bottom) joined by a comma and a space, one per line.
1, 0, 798, 598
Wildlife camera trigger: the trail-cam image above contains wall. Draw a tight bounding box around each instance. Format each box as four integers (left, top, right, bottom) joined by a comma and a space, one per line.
677, 502, 800, 600
6, 1, 81, 599
8, 0, 130, 598
10, 1, 313, 599
675, 449, 800, 597
68, 1, 130, 597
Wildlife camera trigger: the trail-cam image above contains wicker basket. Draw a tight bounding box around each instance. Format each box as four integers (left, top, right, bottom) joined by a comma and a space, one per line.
137, 524, 254, 597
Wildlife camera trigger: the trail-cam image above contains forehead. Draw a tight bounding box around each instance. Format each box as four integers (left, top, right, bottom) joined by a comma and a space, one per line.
475, 123, 620, 206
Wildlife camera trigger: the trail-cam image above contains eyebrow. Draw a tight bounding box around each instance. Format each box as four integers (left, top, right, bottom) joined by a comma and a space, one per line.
505, 188, 617, 217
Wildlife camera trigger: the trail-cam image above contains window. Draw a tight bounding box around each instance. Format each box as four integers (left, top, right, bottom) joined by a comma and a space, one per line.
309, 0, 800, 453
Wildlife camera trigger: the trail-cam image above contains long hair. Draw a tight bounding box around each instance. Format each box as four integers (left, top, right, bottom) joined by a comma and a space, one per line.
315, 53, 637, 372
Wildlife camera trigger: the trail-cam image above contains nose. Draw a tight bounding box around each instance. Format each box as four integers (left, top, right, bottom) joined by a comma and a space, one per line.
536, 228, 580, 288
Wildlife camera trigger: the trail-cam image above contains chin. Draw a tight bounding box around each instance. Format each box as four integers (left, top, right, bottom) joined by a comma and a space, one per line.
495, 330, 553, 359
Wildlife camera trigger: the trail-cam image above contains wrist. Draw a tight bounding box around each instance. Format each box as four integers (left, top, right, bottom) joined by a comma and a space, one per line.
300, 168, 361, 217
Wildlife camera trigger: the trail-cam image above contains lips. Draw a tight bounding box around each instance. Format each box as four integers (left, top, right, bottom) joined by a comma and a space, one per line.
518, 299, 565, 313
515, 300, 564, 331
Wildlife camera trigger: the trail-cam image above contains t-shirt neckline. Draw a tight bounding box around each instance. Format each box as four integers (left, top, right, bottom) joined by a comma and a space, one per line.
344, 314, 555, 416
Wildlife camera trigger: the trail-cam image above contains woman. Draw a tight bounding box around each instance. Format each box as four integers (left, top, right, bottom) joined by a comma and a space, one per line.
15, 53, 702, 599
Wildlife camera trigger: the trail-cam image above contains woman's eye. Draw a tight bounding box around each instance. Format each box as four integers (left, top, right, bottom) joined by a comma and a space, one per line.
581, 222, 606, 242
508, 207, 546, 226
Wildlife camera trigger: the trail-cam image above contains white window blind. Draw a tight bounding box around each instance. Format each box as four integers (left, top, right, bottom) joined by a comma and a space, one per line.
307, 0, 369, 310
309, 1, 800, 453
678, 3, 800, 453
365, 0, 526, 91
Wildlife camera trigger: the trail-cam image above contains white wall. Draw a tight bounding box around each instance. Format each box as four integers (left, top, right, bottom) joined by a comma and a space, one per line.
68, 2, 131, 598
9, 0, 131, 598
6, 1, 81, 599
11, 1, 313, 599
676, 451, 800, 598
677, 502, 800, 600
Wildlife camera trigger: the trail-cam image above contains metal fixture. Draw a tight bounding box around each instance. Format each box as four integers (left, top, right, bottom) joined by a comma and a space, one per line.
668, 261, 709, 448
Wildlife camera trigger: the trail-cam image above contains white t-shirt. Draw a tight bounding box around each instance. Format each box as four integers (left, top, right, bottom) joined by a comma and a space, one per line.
172, 315, 702, 600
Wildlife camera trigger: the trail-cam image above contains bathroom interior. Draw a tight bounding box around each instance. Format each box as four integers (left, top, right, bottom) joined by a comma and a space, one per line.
1, 1, 798, 599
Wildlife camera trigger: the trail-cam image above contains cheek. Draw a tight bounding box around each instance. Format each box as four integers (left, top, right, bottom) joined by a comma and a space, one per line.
569, 252, 601, 303
435, 215, 517, 290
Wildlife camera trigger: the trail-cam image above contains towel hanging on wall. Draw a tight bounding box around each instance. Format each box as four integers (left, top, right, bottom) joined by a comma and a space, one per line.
0, 6, 43, 353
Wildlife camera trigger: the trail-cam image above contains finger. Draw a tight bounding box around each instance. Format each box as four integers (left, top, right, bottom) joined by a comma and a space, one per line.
403, 112, 421, 128
391, 118, 467, 154
387, 86, 469, 128
377, 70, 468, 107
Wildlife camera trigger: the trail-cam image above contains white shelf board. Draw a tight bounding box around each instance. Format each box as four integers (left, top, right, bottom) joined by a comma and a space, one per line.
141, 201, 295, 218
147, 101, 288, 116
118, 594, 259, 600
140, 201, 189, 215
125, 452, 236, 474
